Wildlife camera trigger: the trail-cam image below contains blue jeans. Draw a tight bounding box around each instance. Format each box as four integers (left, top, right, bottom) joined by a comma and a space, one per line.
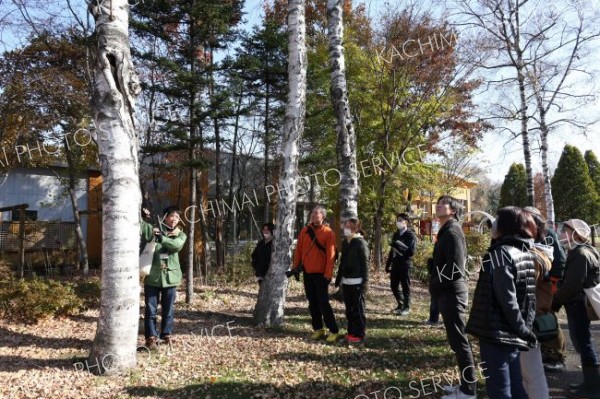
479, 340, 528, 399
565, 299, 599, 366
144, 285, 176, 339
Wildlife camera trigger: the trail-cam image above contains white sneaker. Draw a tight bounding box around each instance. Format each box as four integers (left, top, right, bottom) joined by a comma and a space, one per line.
441, 389, 476, 399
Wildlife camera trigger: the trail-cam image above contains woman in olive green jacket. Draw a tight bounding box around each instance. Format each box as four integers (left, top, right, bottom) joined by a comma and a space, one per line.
141, 206, 187, 348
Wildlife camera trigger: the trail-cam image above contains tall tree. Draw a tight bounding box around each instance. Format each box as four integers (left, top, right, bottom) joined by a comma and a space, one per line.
355, 9, 486, 269
235, 18, 288, 223
327, 0, 358, 222
452, 0, 538, 206
551, 145, 599, 223
131, 0, 242, 292
499, 163, 528, 208
88, 0, 141, 373
585, 150, 600, 196
0, 30, 95, 274
254, 0, 307, 327
524, 2, 600, 226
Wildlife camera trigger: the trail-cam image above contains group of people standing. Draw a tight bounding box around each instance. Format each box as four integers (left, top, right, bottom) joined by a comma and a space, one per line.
139, 199, 600, 399
429, 197, 600, 399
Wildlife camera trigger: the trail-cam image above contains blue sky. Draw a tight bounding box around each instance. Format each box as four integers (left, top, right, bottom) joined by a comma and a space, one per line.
241, 0, 599, 183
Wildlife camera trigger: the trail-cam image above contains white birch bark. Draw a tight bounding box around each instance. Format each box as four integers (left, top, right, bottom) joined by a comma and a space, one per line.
254, 0, 307, 326
327, 0, 359, 222
88, 0, 142, 374
533, 90, 555, 226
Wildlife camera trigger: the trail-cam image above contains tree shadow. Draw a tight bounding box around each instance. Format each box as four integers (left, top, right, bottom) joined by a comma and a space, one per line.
172, 309, 312, 340
0, 326, 91, 349
125, 380, 359, 399
66, 314, 99, 323
0, 355, 78, 372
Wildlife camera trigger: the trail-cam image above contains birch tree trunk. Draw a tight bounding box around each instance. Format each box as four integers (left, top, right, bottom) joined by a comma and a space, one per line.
516, 62, 534, 206
535, 95, 555, 226
254, 0, 307, 326
327, 0, 358, 222
89, 0, 141, 374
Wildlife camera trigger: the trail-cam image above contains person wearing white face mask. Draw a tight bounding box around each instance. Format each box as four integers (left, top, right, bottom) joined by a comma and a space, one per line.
552, 219, 600, 398
251, 223, 275, 285
335, 217, 369, 343
385, 213, 417, 315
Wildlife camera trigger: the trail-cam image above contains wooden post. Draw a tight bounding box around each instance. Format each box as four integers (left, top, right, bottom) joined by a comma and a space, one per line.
18, 207, 26, 279
0, 204, 29, 278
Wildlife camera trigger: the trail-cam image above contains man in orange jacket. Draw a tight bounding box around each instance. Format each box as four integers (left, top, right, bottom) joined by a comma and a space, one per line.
292, 205, 342, 343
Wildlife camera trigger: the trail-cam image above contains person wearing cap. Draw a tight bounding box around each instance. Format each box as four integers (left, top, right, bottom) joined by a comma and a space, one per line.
430, 195, 477, 399
552, 219, 600, 398
251, 223, 275, 285
523, 206, 567, 372
385, 212, 417, 315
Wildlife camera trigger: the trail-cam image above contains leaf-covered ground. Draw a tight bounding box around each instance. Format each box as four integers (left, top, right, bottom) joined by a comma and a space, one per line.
0, 272, 580, 398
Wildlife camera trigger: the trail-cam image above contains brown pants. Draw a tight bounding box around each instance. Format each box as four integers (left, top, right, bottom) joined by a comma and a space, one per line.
541, 319, 566, 364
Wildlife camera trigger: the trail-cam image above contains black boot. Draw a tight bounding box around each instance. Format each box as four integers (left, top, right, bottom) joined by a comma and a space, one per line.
392, 301, 403, 313
569, 365, 600, 398
392, 293, 403, 313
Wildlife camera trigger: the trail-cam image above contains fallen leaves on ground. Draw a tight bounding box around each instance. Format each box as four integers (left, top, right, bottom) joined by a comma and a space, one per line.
1, 273, 467, 399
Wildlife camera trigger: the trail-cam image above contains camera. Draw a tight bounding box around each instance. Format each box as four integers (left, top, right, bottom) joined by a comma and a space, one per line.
285, 264, 304, 281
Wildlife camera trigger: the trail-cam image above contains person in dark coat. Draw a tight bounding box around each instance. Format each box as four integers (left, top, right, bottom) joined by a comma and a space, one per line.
430, 195, 477, 399
385, 212, 417, 315
251, 223, 275, 285
466, 207, 538, 399
335, 217, 369, 343
520, 207, 553, 399
553, 219, 600, 398
523, 206, 567, 371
